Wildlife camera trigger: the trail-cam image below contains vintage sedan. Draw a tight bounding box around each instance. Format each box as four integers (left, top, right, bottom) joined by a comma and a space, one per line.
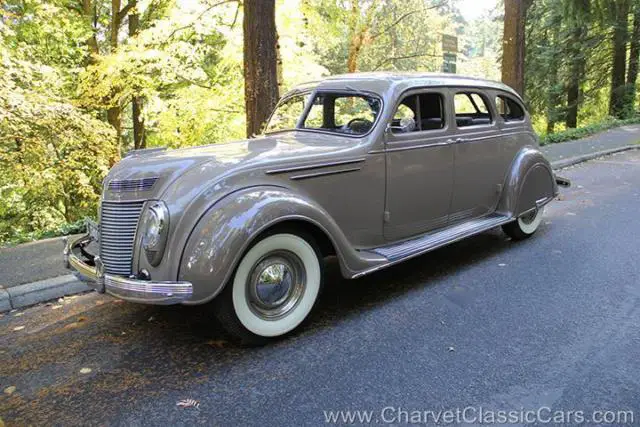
65, 73, 569, 344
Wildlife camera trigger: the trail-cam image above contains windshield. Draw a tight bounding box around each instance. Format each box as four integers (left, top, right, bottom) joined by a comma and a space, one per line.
265, 92, 382, 136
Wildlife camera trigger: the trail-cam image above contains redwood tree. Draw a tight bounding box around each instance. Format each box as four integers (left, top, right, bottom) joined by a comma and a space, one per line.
609, 0, 631, 118
626, 1, 640, 112
128, 0, 145, 149
243, 0, 279, 137
502, 0, 534, 96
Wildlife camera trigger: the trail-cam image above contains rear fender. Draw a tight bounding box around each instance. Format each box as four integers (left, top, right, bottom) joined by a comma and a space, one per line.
497, 147, 558, 218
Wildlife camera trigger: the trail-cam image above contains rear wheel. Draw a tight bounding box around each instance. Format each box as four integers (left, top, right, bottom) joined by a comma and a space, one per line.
214, 232, 323, 345
502, 206, 545, 241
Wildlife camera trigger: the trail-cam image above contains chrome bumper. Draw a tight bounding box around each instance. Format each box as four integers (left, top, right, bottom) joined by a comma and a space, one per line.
63, 234, 193, 305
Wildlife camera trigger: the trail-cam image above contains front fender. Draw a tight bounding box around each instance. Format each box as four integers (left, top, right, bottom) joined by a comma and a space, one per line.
177, 186, 371, 304
497, 146, 558, 218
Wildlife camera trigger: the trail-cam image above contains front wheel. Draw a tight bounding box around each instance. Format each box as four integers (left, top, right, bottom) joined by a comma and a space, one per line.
502, 206, 545, 241
214, 232, 323, 345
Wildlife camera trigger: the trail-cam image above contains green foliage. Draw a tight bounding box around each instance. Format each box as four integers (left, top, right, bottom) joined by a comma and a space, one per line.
539, 116, 640, 145
0, 40, 117, 244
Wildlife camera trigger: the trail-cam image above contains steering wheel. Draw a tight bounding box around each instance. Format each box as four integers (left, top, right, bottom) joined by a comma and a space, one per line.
343, 118, 373, 133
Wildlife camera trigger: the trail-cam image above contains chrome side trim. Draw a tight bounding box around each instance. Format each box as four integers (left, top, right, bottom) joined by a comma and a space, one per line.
64, 234, 193, 305
290, 167, 362, 180
377, 130, 536, 154
265, 158, 366, 175
457, 130, 536, 144
384, 141, 452, 153
354, 214, 513, 277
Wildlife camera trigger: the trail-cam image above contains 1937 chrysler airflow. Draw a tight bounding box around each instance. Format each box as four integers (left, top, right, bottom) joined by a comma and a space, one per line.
64, 73, 570, 343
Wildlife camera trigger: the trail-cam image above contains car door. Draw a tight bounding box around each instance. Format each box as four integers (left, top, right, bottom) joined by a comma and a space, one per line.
383, 89, 455, 242
448, 89, 510, 222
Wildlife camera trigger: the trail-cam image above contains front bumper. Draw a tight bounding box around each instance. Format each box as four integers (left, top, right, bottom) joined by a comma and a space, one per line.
63, 234, 193, 305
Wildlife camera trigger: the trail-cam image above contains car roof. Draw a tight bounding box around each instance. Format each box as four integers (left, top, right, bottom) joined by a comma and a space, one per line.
287, 72, 523, 102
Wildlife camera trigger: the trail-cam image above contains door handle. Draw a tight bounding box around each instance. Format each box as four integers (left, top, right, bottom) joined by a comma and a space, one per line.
446, 138, 466, 145
455, 138, 466, 144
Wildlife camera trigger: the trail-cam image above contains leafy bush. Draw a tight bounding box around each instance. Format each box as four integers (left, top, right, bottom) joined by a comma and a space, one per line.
539, 116, 640, 145
0, 44, 117, 246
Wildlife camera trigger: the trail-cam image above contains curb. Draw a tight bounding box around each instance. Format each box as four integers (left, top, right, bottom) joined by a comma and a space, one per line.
551, 144, 639, 170
0, 275, 90, 313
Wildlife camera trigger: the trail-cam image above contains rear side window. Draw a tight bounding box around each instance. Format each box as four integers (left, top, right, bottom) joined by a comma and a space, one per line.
496, 95, 525, 122
391, 93, 445, 133
454, 92, 492, 128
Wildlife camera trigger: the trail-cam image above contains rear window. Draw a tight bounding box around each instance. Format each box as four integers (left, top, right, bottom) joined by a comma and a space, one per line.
496, 95, 525, 122
454, 92, 492, 127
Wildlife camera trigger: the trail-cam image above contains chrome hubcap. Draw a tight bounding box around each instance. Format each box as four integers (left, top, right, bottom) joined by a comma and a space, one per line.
247, 251, 306, 320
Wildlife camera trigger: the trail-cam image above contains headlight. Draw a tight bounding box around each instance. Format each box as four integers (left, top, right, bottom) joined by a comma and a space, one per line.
141, 201, 169, 267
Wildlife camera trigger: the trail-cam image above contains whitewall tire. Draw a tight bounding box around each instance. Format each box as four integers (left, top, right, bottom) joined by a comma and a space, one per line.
502, 206, 545, 240
214, 232, 323, 344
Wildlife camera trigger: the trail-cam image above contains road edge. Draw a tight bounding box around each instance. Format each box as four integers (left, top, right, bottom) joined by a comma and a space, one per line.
551, 144, 639, 170
1, 275, 90, 313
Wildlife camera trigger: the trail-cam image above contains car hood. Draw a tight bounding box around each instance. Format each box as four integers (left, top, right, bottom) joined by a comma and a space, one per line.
103, 132, 362, 202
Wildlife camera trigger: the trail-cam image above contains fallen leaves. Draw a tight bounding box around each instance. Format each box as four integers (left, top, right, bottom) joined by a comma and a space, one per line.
177, 399, 200, 409
206, 340, 228, 349
13, 326, 25, 332
79, 368, 92, 374
3, 386, 16, 395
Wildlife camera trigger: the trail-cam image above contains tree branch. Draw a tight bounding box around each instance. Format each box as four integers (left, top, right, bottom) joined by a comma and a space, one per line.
372, 52, 441, 71
163, 0, 239, 43
370, 1, 447, 41
117, 0, 136, 22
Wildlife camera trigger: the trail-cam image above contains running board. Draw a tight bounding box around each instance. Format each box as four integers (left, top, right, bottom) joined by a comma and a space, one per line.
354, 214, 512, 278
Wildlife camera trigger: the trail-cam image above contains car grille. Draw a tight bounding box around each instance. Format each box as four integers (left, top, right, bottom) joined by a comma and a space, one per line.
100, 201, 145, 276
108, 177, 158, 192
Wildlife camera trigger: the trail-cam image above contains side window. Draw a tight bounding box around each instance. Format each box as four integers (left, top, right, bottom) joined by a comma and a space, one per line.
496, 95, 525, 122
265, 94, 308, 133
454, 92, 492, 128
391, 93, 445, 133
392, 95, 419, 133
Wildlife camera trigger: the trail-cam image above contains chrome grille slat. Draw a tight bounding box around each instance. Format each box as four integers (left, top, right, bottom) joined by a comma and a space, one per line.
108, 177, 158, 193
100, 201, 145, 276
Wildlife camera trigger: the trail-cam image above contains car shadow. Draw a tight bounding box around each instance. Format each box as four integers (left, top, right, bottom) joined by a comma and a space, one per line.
144, 226, 531, 347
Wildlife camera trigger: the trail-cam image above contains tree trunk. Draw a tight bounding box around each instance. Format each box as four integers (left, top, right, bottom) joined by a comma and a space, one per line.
609, 0, 631, 118
276, 30, 284, 98
566, 26, 586, 128
347, 1, 362, 73
128, 0, 145, 149
546, 21, 563, 133
346, 0, 379, 73
627, 2, 640, 113
243, 0, 279, 137
502, 0, 534, 96
107, 0, 122, 143
81, 0, 99, 61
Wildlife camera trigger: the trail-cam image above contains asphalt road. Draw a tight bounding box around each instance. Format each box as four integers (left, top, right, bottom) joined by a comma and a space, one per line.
2, 151, 640, 426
